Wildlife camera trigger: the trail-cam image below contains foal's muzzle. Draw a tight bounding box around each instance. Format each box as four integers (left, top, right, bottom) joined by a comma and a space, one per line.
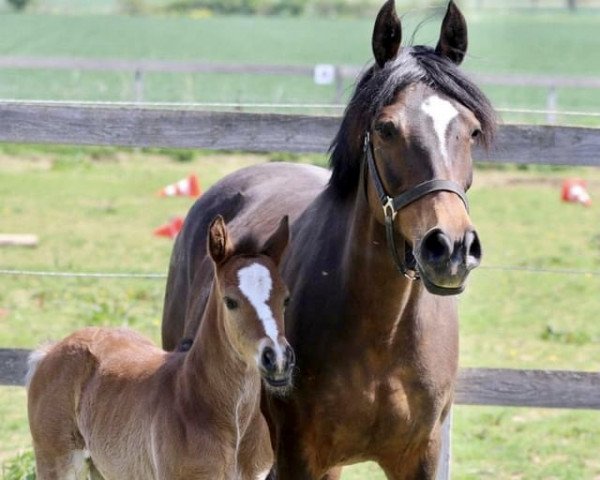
259, 342, 295, 391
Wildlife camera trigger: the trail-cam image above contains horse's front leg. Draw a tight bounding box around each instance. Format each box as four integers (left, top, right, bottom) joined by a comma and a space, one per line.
267, 420, 330, 480
378, 436, 442, 480
266, 466, 341, 480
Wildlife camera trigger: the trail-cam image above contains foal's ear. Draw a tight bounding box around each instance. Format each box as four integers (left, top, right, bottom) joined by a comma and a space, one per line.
435, 1, 468, 65
262, 216, 290, 266
208, 215, 233, 264
372, 0, 402, 68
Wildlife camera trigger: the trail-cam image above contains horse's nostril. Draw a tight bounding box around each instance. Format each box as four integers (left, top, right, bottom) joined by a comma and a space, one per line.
261, 347, 277, 372
421, 229, 452, 263
464, 230, 482, 268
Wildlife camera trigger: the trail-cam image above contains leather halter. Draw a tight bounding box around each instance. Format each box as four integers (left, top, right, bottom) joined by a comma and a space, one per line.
364, 131, 469, 280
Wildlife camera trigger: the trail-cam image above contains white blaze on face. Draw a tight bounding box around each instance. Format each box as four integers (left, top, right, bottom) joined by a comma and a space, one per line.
237, 263, 283, 364
421, 95, 459, 165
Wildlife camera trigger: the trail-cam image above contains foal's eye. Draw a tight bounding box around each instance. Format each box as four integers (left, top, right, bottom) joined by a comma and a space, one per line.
224, 297, 238, 310
283, 297, 291, 308
471, 128, 482, 141
375, 121, 397, 141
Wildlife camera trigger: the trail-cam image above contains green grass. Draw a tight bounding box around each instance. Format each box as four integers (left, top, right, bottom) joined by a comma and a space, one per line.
1, 149, 600, 479
1, 6, 600, 479
0, 10, 599, 123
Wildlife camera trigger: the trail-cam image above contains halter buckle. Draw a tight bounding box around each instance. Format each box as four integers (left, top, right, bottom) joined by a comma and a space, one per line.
402, 269, 419, 281
383, 196, 397, 220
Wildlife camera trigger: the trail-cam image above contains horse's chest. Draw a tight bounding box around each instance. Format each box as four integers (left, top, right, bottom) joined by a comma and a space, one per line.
309, 364, 448, 461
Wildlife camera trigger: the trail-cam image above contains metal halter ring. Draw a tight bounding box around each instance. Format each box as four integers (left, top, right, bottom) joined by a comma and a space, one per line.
382, 196, 397, 220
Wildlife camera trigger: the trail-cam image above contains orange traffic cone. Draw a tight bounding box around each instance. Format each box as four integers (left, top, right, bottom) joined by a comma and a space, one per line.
157, 174, 201, 198
561, 178, 591, 207
154, 216, 185, 239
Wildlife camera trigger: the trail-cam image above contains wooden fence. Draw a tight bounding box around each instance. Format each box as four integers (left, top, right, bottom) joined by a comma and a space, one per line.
1, 102, 600, 166
0, 102, 599, 478
3, 347, 599, 407
2, 57, 600, 121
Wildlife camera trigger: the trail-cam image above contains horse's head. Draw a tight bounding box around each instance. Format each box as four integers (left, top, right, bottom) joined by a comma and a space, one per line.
330, 0, 495, 295
207, 215, 295, 393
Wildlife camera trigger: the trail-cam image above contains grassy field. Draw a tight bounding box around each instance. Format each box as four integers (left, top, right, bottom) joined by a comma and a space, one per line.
0, 4, 599, 479
0, 10, 599, 124
1, 147, 599, 479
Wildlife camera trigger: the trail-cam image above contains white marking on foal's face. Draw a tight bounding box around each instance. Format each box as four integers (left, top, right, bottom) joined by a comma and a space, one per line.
421, 95, 459, 165
237, 263, 283, 363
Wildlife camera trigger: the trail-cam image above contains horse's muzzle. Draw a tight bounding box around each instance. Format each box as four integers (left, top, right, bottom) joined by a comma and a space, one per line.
415, 227, 482, 296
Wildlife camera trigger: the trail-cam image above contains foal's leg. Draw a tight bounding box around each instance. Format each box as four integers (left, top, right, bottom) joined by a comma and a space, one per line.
28, 344, 93, 480
88, 461, 106, 480
238, 415, 274, 479
33, 448, 90, 480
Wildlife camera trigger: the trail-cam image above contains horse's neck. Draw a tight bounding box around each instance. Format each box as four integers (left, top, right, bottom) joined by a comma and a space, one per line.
179, 286, 261, 422
338, 184, 427, 338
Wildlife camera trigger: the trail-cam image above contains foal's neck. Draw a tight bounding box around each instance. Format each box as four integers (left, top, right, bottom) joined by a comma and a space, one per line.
180, 284, 261, 416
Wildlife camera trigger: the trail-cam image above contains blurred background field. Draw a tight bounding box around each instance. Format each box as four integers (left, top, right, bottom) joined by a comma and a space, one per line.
0, 0, 599, 478
0, 7, 599, 124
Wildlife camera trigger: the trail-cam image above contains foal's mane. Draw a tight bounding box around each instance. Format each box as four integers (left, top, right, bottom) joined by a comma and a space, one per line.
328, 46, 497, 198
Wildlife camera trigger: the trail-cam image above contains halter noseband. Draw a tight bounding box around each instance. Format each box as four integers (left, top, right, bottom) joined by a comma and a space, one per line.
364, 131, 469, 280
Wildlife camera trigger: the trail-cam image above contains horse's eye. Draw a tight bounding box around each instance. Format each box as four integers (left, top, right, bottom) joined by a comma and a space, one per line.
284, 297, 291, 308
375, 121, 397, 141
224, 297, 238, 310
471, 128, 482, 141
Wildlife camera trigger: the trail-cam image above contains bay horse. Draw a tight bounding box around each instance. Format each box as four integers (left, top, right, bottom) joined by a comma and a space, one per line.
162, 1, 495, 478
27, 215, 294, 480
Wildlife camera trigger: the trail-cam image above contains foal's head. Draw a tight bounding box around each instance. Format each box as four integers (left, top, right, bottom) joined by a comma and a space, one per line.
330, 0, 496, 295
208, 215, 294, 392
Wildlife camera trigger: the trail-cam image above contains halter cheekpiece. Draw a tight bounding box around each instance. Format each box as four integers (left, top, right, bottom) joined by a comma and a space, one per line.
364, 131, 469, 280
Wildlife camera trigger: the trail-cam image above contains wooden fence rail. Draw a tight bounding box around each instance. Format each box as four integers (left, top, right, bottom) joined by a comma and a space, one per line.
0, 102, 599, 166
3, 348, 598, 409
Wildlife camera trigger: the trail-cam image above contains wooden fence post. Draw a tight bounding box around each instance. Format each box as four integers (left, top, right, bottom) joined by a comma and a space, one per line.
334, 66, 345, 104
436, 410, 452, 480
546, 86, 558, 124
134, 69, 144, 103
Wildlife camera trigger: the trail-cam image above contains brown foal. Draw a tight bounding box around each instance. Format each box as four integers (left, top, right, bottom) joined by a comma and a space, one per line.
27, 215, 294, 480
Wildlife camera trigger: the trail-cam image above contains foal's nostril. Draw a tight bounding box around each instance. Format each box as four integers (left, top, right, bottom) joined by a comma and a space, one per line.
261, 346, 277, 372
464, 230, 482, 269
284, 346, 296, 370
421, 229, 452, 263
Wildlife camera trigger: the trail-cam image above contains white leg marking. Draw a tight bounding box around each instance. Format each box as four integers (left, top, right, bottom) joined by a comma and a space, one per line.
237, 263, 283, 363
421, 95, 459, 165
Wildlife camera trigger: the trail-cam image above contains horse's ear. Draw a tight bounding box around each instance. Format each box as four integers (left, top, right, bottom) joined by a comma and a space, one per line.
435, 1, 468, 65
372, 0, 402, 68
262, 216, 289, 266
208, 215, 233, 265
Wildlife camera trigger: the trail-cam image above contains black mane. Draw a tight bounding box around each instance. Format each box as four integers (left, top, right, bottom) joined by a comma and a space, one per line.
328, 46, 496, 198
233, 233, 263, 257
